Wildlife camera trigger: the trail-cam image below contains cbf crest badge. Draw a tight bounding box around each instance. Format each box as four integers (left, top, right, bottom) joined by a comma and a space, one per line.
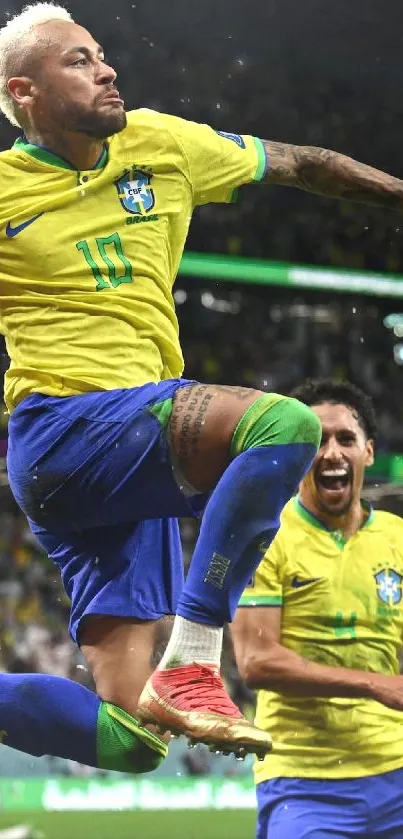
115, 168, 155, 215
374, 568, 403, 605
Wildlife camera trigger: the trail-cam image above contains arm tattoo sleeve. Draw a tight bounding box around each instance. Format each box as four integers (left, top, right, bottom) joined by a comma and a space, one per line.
261, 140, 403, 210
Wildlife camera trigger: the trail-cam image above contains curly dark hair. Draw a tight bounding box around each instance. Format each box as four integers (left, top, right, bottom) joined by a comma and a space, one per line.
289, 378, 377, 441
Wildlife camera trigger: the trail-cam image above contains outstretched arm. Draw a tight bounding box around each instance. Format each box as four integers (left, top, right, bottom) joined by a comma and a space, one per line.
262, 140, 403, 210
232, 604, 403, 710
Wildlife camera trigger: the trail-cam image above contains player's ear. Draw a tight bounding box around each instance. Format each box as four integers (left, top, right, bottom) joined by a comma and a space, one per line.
364, 438, 375, 468
7, 76, 35, 113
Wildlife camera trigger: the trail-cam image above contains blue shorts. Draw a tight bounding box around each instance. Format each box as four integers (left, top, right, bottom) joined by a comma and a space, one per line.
256, 769, 403, 839
7, 380, 207, 642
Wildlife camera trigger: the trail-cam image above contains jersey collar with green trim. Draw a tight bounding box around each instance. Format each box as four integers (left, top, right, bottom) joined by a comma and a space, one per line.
14, 137, 108, 171
294, 495, 374, 536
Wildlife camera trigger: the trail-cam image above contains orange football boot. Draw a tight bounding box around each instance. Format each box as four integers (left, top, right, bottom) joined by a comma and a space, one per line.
137, 663, 272, 760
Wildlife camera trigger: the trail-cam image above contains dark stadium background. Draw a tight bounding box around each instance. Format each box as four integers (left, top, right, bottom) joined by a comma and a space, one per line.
0, 0, 401, 836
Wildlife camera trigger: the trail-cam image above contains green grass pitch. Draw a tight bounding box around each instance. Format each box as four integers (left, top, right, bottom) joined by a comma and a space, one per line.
0, 809, 256, 839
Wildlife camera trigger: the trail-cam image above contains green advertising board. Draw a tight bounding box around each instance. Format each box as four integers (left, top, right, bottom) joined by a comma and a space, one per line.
0, 777, 256, 812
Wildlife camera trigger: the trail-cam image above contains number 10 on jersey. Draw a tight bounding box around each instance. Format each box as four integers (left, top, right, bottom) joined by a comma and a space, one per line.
76, 232, 133, 290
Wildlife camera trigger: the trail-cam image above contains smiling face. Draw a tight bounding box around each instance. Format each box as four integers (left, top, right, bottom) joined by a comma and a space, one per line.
299, 402, 374, 520
7, 20, 127, 139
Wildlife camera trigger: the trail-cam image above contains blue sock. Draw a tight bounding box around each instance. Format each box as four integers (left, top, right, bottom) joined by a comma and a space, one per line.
0, 672, 99, 763
177, 396, 320, 625
0, 672, 167, 773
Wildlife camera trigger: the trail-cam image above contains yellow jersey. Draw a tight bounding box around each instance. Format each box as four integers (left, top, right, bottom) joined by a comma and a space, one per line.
0, 110, 266, 412
238, 497, 403, 781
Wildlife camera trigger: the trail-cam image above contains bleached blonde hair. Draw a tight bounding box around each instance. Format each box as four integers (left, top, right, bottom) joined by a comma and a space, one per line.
0, 2, 73, 125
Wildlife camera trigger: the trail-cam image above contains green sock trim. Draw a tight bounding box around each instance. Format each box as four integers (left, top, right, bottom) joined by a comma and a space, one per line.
96, 701, 168, 774
230, 393, 321, 457
149, 397, 173, 429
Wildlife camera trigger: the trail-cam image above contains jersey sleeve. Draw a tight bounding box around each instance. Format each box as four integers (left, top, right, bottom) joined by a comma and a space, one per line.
238, 535, 284, 607
162, 113, 268, 205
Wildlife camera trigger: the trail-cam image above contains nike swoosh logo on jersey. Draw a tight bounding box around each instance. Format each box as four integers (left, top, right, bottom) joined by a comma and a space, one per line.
291, 576, 322, 588
6, 213, 43, 237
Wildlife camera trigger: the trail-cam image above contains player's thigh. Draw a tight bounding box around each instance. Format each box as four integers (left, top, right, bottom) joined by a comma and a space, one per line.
31, 515, 182, 713
256, 779, 363, 839
366, 766, 403, 839
80, 614, 173, 714
8, 382, 208, 532
259, 804, 351, 839
169, 383, 264, 491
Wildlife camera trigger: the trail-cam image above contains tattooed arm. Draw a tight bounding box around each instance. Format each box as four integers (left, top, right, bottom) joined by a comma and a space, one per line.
262, 140, 403, 210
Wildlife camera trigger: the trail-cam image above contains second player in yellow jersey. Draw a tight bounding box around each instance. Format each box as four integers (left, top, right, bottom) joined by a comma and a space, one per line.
239, 496, 403, 781
233, 378, 403, 839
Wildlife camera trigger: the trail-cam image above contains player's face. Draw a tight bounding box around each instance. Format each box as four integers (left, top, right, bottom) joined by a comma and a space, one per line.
301, 402, 374, 519
17, 21, 126, 138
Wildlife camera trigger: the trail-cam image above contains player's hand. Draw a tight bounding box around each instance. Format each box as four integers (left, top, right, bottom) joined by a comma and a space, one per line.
369, 673, 403, 711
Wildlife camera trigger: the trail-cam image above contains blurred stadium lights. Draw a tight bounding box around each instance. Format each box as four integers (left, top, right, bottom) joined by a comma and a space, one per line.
174, 289, 187, 305
201, 291, 240, 314
393, 344, 403, 364
383, 314, 403, 329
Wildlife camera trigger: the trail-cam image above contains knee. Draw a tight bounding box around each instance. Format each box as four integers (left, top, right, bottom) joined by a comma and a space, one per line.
279, 397, 321, 448
232, 393, 321, 457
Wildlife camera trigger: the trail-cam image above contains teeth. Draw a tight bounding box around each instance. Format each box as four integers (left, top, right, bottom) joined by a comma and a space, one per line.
321, 469, 348, 477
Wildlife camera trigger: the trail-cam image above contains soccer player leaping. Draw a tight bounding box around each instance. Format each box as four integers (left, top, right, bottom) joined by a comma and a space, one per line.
0, 3, 402, 776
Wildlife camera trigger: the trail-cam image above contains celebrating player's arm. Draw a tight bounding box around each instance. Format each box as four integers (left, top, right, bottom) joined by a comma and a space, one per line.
260, 139, 403, 209
161, 116, 403, 215
232, 546, 403, 712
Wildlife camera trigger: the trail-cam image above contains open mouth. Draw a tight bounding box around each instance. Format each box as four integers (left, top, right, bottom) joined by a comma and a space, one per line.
316, 468, 351, 493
